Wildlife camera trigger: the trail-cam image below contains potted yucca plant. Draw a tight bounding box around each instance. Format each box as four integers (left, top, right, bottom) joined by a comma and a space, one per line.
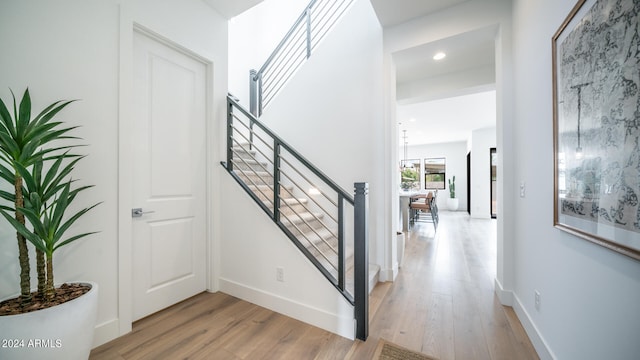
447, 175, 459, 211
0, 89, 100, 360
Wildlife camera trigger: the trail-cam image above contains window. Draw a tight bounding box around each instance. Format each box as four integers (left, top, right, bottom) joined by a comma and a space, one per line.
400, 159, 421, 191
424, 158, 445, 189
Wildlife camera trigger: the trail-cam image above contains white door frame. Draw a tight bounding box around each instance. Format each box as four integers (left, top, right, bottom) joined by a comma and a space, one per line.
117, 15, 214, 336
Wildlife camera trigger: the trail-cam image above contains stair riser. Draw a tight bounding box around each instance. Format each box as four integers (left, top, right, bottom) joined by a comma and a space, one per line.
281, 205, 305, 215
233, 149, 359, 293
231, 160, 268, 172
282, 217, 328, 237
267, 203, 307, 215
305, 244, 355, 279
250, 186, 295, 203
232, 147, 257, 157
238, 172, 274, 186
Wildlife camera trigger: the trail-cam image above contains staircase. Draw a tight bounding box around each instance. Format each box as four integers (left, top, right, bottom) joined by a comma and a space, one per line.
249, 0, 356, 117
222, 0, 370, 341
222, 96, 369, 340
232, 139, 367, 285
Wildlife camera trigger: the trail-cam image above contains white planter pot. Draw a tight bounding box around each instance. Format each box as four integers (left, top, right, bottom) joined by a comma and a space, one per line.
0, 282, 98, 360
447, 197, 459, 211
396, 232, 405, 267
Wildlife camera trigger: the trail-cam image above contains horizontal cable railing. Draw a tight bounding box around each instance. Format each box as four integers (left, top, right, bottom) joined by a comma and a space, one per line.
222, 95, 369, 340
249, 0, 354, 117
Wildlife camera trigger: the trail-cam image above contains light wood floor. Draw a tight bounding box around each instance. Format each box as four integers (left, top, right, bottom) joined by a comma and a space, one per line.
90, 212, 538, 360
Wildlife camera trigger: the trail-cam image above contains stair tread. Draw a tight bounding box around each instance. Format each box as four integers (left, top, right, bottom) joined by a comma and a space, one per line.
232, 146, 256, 152
229, 151, 372, 296
232, 158, 267, 166
298, 227, 336, 245
247, 183, 293, 190
236, 169, 271, 176
281, 210, 325, 224
232, 162, 269, 173
266, 198, 309, 208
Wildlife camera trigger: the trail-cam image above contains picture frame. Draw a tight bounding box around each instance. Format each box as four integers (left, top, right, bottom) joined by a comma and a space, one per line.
552, 0, 640, 260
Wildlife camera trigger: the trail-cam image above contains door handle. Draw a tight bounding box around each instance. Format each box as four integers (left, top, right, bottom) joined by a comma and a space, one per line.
132, 208, 155, 218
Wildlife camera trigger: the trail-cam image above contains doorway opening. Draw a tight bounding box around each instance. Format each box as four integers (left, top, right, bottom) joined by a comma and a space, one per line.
490, 147, 497, 218
467, 152, 471, 215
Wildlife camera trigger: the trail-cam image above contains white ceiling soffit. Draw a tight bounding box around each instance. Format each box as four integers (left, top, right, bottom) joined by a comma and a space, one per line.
370, 0, 471, 27
397, 90, 496, 146
393, 26, 497, 85
202, 0, 264, 19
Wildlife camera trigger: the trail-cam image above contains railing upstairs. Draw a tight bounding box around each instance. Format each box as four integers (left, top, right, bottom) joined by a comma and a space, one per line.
249, 0, 355, 117
221, 95, 369, 340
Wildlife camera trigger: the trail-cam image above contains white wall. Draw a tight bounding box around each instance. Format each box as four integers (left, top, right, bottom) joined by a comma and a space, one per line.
0, 0, 121, 346
397, 65, 496, 104
510, 1, 640, 359
0, 0, 228, 347
220, 0, 383, 339
228, 0, 309, 105
259, 0, 385, 269
219, 175, 355, 338
405, 141, 468, 212
470, 127, 496, 218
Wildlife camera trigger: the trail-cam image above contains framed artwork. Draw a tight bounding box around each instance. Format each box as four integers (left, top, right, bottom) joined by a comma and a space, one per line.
553, 0, 640, 260
424, 158, 445, 190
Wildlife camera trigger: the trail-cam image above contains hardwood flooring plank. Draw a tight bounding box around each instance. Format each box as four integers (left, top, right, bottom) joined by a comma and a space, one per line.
220, 308, 280, 357
451, 279, 493, 360
389, 275, 429, 351
190, 312, 288, 360
90, 212, 539, 360
156, 307, 261, 360
124, 298, 259, 360
422, 293, 455, 360
313, 335, 353, 360
243, 319, 305, 359
504, 307, 540, 360
368, 281, 392, 320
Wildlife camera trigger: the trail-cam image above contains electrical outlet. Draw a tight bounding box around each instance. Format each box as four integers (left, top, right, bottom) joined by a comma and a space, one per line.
534, 290, 541, 311
520, 182, 526, 198
276, 267, 284, 282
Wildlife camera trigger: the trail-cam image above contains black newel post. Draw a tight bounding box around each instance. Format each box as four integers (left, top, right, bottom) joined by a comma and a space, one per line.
226, 98, 234, 172
354, 182, 369, 341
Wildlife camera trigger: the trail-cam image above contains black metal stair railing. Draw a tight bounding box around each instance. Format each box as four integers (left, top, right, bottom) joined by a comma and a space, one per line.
249, 0, 354, 117
221, 95, 369, 341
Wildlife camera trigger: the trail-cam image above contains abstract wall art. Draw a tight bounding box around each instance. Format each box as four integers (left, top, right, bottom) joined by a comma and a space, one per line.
553, 0, 640, 260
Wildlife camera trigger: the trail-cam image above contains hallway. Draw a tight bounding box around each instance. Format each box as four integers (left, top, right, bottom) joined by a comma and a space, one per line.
91, 212, 538, 359
348, 212, 537, 359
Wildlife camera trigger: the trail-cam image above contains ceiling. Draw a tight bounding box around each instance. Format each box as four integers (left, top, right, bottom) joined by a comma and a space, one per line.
369, 0, 498, 146
393, 27, 496, 85
213, 0, 498, 146
202, 0, 264, 18
370, 0, 471, 27
397, 90, 496, 146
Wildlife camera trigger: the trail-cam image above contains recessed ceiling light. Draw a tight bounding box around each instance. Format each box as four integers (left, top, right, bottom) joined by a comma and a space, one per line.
433, 52, 446, 60
409, 118, 416, 122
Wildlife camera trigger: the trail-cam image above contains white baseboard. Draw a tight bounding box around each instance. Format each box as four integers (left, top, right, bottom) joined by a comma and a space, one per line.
369, 264, 380, 292
494, 278, 554, 359
92, 318, 121, 348
378, 266, 397, 282
494, 278, 513, 306
512, 293, 556, 360
219, 278, 355, 340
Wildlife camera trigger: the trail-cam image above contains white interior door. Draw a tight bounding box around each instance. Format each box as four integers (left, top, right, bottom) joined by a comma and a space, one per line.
132, 31, 207, 321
